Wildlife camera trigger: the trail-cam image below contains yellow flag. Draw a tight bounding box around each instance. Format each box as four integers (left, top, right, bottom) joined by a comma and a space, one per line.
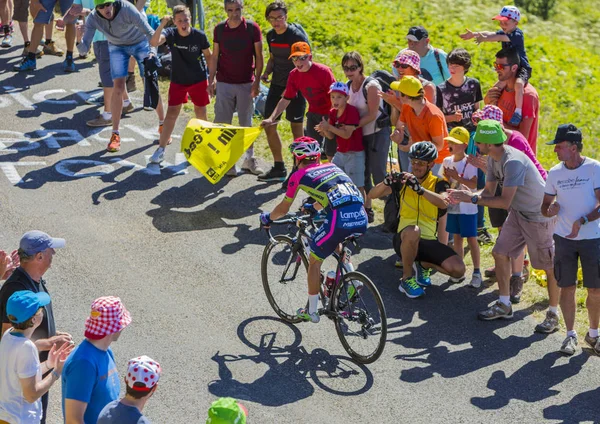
180, 119, 262, 184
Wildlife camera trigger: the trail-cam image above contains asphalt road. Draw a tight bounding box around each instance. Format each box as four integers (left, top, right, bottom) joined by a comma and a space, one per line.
1, 37, 599, 424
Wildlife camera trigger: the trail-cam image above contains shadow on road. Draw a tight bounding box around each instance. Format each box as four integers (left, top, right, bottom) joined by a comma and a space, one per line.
207, 316, 374, 406
543, 384, 600, 423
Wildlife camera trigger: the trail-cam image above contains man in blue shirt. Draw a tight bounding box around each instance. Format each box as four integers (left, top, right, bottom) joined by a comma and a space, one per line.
405, 25, 449, 86
62, 296, 132, 424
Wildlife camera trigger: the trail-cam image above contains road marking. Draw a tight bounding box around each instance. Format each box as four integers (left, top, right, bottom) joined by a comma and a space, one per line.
0, 161, 46, 185
34, 129, 89, 148
0, 96, 12, 109
88, 127, 135, 143
2, 86, 35, 110
32, 89, 78, 105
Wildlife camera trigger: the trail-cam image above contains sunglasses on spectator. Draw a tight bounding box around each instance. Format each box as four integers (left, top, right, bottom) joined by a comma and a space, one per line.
393, 62, 410, 69
291, 55, 309, 62
410, 159, 429, 167
267, 15, 286, 22
342, 65, 359, 72
96, 2, 112, 9
493, 62, 513, 70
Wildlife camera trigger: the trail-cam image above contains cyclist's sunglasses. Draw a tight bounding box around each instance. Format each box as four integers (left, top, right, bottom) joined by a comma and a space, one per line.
96, 2, 113, 9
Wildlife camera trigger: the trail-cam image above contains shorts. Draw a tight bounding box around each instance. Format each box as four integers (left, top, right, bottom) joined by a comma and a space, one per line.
168, 81, 209, 107
554, 235, 600, 289
492, 209, 555, 270
446, 213, 477, 238
332, 151, 366, 188
265, 84, 306, 124
108, 39, 150, 80
309, 203, 367, 261
13, 0, 29, 22
305, 111, 336, 158
517, 66, 532, 86
93, 41, 113, 88
33, 0, 73, 24
393, 231, 457, 267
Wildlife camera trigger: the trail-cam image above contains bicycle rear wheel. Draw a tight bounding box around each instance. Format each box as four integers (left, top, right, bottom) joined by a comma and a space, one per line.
261, 235, 308, 323
332, 272, 387, 364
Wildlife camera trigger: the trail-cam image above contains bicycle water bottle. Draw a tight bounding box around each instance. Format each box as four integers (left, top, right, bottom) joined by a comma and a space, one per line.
301, 235, 311, 256
324, 271, 336, 298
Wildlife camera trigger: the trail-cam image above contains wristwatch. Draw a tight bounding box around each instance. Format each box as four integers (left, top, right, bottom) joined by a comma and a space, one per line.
470, 194, 480, 204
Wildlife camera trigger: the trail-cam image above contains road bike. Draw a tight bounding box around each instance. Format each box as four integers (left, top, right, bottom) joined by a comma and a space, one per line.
261, 213, 387, 364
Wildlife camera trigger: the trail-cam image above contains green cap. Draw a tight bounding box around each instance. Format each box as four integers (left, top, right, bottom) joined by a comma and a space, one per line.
474, 119, 507, 144
94, 0, 115, 7
206, 398, 247, 424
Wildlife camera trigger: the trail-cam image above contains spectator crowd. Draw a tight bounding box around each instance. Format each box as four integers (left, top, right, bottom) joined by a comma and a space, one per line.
1, 0, 600, 422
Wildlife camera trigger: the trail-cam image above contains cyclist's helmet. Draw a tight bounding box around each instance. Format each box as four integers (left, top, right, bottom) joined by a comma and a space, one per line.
289, 137, 322, 161
329, 81, 349, 96
408, 141, 438, 162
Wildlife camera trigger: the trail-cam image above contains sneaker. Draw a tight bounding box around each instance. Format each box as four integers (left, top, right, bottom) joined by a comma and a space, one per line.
559, 335, 578, 356
296, 307, 320, 323
62, 59, 76, 73
477, 227, 494, 245
106, 133, 121, 152
126, 73, 137, 92
522, 260, 530, 283
242, 157, 265, 175
14, 56, 36, 72
415, 262, 432, 287
509, 275, 524, 303
399, 276, 425, 299
584, 333, 600, 355
448, 275, 466, 284
157, 123, 172, 145
346, 280, 364, 303
508, 111, 522, 126
258, 166, 287, 182
1, 34, 12, 47
470, 272, 483, 288
149, 147, 165, 164
534, 311, 560, 334
226, 165, 239, 177
122, 102, 135, 114
86, 94, 104, 106
86, 115, 112, 127
365, 207, 375, 224
484, 266, 496, 279
43, 41, 64, 56
478, 300, 513, 321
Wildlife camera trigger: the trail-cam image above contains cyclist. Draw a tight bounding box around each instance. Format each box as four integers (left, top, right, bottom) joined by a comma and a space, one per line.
369, 141, 465, 298
259, 137, 368, 323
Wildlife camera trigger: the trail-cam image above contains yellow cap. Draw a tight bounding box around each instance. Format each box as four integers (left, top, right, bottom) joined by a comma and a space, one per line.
390, 76, 423, 97
444, 126, 470, 145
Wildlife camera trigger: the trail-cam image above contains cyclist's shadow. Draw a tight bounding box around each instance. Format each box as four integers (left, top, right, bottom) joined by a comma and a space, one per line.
207, 316, 374, 406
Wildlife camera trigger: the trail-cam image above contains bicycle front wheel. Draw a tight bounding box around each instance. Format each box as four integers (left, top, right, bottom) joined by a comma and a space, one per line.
261, 235, 308, 323
332, 272, 387, 364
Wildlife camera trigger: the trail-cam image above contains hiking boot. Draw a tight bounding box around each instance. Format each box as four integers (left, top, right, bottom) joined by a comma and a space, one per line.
477, 227, 494, 245
415, 262, 432, 287
14, 56, 36, 72
584, 333, 600, 355
122, 102, 135, 114
508, 111, 522, 126
296, 307, 320, 323
534, 311, 560, 334
43, 41, 64, 56
22, 42, 44, 58
399, 276, 425, 299
1, 34, 12, 48
242, 157, 265, 175
365, 207, 375, 223
258, 166, 287, 182
478, 300, 513, 321
106, 133, 121, 152
509, 275, 524, 303
149, 147, 165, 164
484, 266, 496, 279
126, 73, 137, 92
86, 94, 104, 106
62, 58, 76, 73
86, 115, 112, 127
470, 272, 483, 289
559, 335, 578, 356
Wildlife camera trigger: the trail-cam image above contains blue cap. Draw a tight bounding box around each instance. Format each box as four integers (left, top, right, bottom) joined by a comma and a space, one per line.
7, 291, 51, 324
19, 231, 66, 256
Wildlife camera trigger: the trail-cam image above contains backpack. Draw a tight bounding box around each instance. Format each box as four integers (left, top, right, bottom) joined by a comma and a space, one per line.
420, 48, 447, 82
348, 70, 396, 129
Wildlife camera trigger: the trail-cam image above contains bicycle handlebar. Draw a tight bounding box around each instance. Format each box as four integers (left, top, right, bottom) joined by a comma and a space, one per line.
262, 213, 313, 244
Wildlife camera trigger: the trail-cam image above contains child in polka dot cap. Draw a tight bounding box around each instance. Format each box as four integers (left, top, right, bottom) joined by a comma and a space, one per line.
125, 355, 162, 391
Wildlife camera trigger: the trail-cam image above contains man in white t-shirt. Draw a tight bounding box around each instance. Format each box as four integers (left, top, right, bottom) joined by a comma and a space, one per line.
542, 124, 600, 356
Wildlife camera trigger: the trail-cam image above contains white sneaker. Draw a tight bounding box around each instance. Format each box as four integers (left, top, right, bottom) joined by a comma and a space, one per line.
241, 157, 265, 175
470, 272, 483, 288
149, 147, 165, 164
226, 164, 239, 177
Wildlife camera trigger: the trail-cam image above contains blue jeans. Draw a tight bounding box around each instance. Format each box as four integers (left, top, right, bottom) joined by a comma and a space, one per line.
108, 39, 150, 80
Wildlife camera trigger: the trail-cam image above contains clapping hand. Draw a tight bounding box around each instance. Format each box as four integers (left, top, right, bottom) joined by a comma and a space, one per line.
0, 249, 19, 280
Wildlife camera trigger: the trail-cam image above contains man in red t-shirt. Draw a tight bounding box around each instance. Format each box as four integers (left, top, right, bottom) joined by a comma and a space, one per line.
261, 42, 337, 159
484, 47, 539, 154
208, 0, 264, 175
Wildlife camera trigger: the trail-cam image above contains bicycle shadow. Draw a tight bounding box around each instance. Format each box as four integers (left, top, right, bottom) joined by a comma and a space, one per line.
207, 316, 374, 406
